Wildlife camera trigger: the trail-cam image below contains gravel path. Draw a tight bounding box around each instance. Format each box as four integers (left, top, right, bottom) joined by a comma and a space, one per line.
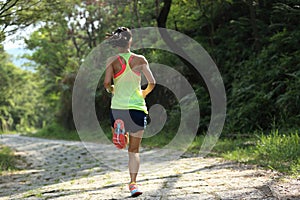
0, 134, 299, 200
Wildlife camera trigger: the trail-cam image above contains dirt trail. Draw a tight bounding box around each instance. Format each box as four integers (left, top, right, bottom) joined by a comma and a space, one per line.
0, 134, 299, 200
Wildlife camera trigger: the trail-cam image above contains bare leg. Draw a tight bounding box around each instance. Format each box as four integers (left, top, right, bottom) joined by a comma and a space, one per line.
128, 130, 143, 183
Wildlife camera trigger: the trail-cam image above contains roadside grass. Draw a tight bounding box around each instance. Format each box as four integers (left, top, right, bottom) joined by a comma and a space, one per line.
215, 130, 300, 177
25, 123, 80, 141
0, 145, 18, 174
142, 131, 174, 148
254, 130, 299, 175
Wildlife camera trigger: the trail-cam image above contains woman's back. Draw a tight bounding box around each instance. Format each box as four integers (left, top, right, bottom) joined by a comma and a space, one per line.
110, 52, 147, 113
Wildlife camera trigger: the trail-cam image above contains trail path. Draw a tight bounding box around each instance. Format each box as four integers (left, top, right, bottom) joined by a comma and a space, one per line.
0, 134, 299, 200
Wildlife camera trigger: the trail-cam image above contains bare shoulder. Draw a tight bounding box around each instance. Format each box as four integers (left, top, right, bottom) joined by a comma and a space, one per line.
106, 55, 119, 66
131, 53, 148, 64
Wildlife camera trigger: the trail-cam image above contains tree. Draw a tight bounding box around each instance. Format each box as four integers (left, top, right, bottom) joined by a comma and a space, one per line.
3, 0, 298, 134
0, 49, 46, 132
24, 0, 136, 129
0, 0, 65, 42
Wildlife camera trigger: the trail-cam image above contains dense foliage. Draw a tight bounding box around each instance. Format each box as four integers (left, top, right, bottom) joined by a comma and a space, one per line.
0, 0, 299, 136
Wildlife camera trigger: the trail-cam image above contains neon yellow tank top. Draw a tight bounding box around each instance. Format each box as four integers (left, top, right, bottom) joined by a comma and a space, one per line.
111, 52, 148, 114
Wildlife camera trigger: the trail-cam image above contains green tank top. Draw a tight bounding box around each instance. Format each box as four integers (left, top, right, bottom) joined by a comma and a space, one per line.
111, 52, 148, 114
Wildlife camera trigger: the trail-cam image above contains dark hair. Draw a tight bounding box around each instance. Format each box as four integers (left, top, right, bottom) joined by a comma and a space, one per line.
106, 27, 132, 48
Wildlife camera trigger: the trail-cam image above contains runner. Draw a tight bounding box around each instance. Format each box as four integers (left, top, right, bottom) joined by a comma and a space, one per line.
104, 27, 156, 197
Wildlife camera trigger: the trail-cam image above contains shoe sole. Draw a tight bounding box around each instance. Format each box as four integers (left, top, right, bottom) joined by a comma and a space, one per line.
131, 191, 142, 197
114, 119, 125, 134
113, 119, 128, 149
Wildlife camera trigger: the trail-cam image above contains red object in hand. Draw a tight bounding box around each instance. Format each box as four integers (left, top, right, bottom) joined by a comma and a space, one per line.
113, 119, 129, 149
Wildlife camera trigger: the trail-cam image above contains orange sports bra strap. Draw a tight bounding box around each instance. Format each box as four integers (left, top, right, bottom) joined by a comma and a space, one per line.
114, 56, 127, 79
117, 56, 124, 65
128, 55, 134, 64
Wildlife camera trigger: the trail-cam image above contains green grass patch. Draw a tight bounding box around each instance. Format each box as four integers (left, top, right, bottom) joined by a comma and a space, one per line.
0, 145, 17, 174
255, 130, 300, 174
142, 131, 176, 148
187, 135, 256, 155
25, 123, 80, 141
186, 130, 299, 176
186, 136, 205, 153
25, 122, 114, 144
219, 130, 300, 176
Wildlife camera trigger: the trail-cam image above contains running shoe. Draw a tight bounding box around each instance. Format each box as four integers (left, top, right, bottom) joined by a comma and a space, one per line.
113, 119, 129, 149
129, 182, 143, 197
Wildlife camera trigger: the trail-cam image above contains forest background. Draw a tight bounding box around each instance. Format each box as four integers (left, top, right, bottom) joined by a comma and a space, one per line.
0, 0, 299, 175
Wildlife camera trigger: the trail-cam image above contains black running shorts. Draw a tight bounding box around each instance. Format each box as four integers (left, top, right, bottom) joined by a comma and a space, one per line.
110, 109, 147, 133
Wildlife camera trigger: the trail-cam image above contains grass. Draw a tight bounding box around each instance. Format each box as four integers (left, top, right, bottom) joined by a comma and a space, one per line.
0, 145, 18, 174
142, 130, 175, 148
218, 130, 300, 177
255, 130, 300, 174
25, 123, 80, 141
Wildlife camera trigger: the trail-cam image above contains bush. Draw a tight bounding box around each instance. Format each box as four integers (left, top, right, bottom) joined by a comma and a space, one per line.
224, 29, 300, 134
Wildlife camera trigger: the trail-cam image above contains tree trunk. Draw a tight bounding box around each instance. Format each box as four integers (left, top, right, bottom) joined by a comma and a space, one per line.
157, 0, 172, 28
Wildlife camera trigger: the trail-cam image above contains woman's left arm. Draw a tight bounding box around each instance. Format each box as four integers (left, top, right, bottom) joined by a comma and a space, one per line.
141, 57, 156, 98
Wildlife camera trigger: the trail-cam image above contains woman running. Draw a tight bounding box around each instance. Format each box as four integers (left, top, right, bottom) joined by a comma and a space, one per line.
104, 27, 156, 197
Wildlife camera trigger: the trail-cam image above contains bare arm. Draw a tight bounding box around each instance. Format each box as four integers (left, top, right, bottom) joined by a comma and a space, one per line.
141, 57, 156, 98
103, 59, 114, 93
